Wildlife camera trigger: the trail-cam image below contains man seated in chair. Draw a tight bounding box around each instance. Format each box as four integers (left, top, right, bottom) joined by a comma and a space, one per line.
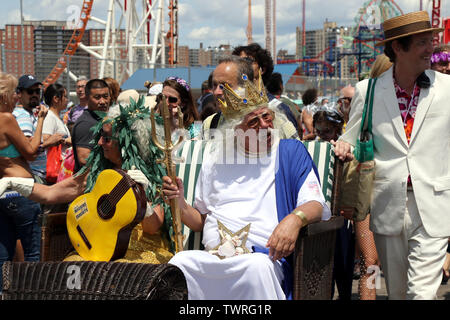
162, 74, 331, 300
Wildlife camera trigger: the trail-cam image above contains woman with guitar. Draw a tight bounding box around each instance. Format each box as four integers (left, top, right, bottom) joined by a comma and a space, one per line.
0, 98, 175, 264
0, 72, 48, 290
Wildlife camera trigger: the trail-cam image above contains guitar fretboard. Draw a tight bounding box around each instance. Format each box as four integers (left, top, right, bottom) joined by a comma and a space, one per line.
98, 174, 135, 220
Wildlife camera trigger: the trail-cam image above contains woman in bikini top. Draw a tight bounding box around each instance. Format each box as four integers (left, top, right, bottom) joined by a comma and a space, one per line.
0, 72, 47, 179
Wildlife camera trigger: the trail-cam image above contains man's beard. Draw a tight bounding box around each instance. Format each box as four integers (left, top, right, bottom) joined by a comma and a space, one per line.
235, 127, 275, 156
27, 98, 40, 109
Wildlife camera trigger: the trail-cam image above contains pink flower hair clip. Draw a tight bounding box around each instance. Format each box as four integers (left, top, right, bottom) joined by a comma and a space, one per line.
167, 76, 190, 92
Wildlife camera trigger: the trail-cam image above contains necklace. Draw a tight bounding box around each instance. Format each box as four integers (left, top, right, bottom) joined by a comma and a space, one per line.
402, 83, 417, 128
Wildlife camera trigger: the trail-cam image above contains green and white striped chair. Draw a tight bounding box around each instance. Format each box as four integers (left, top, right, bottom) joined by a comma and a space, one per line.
175, 139, 344, 300
175, 140, 341, 250
302, 140, 335, 212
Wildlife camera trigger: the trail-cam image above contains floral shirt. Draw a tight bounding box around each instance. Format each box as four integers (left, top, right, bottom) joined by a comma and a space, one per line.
394, 77, 421, 186
394, 79, 421, 144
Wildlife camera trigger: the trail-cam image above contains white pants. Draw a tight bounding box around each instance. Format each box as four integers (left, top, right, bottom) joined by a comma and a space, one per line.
374, 191, 448, 300
169, 251, 286, 300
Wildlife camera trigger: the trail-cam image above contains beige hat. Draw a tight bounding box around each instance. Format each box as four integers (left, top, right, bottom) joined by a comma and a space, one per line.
144, 95, 157, 109
375, 11, 444, 46
117, 89, 140, 105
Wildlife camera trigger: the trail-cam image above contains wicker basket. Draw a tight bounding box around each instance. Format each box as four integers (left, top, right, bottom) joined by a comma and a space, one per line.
39, 213, 73, 262
2, 261, 187, 300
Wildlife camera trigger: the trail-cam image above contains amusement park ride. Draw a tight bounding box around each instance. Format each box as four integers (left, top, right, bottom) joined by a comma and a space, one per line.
42, 0, 177, 88
41, 0, 447, 88
278, 0, 447, 79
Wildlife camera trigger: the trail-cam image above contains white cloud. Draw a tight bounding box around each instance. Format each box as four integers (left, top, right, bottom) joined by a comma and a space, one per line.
188, 26, 213, 40
0, 0, 448, 55
275, 32, 297, 54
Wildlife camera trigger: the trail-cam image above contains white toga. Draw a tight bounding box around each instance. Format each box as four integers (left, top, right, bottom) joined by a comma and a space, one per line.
169, 140, 331, 300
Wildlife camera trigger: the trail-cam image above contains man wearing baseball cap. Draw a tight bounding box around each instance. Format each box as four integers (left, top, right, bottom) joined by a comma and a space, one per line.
334, 11, 450, 299
13, 75, 65, 184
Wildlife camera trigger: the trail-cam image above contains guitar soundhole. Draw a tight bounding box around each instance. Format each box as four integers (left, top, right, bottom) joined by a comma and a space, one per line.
97, 194, 116, 220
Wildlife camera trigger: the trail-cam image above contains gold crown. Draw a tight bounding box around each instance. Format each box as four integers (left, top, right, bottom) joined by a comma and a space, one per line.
218, 73, 269, 120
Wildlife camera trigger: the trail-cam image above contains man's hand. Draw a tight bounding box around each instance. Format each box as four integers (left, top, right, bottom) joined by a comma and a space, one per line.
266, 214, 303, 261
42, 133, 65, 148
37, 104, 48, 119
162, 176, 187, 208
444, 252, 450, 279
331, 139, 354, 162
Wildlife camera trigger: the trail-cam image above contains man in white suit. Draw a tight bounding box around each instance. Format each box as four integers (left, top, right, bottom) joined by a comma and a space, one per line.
334, 11, 450, 299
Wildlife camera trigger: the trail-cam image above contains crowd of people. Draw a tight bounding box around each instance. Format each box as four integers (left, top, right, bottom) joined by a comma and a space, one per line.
0, 10, 449, 300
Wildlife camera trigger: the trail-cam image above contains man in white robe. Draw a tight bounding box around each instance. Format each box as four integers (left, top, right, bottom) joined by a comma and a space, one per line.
162, 76, 331, 300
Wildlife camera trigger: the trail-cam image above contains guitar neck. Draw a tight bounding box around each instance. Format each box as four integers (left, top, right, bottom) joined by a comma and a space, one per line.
98, 174, 136, 218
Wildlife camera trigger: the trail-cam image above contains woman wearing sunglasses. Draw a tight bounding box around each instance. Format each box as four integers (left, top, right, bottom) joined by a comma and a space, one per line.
0, 72, 48, 291
158, 77, 201, 140
43, 83, 72, 161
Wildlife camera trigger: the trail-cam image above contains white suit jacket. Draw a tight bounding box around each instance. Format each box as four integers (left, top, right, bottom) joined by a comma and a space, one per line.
339, 67, 450, 237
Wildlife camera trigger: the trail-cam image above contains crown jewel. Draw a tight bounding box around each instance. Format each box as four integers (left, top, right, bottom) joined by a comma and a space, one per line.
218, 73, 269, 120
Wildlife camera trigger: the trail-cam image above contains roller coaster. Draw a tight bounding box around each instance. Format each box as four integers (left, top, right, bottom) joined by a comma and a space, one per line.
42, 0, 177, 89
279, 0, 404, 78
42, 0, 445, 86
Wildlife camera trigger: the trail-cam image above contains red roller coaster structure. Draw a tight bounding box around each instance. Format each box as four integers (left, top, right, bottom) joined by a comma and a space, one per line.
279, 0, 403, 78
42, 0, 178, 89
42, 0, 93, 89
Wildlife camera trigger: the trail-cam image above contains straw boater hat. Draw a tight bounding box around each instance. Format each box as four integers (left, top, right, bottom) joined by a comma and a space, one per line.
375, 11, 444, 46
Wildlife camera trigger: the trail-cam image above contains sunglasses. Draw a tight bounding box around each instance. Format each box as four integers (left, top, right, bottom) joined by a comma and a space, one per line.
315, 124, 342, 138
26, 88, 41, 95
338, 97, 352, 104
99, 130, 117, 143
246, 111, 274, 129
167, 96, 179, 104
242, 56, 256, 64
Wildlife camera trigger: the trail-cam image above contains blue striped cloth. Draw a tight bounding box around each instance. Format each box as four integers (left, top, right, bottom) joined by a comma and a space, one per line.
12, 106, 47, 179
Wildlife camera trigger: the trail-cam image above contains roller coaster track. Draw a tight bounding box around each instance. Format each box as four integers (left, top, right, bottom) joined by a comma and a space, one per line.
42, 0, 94, 89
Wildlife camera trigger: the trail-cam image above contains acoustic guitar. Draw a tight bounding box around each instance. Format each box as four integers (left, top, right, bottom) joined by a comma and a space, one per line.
66, 169, 147, 261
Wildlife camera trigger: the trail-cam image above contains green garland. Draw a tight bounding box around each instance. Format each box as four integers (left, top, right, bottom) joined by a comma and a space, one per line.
76, 96, 177, 253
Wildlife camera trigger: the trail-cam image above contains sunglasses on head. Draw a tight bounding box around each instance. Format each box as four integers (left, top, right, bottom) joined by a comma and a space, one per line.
325, 114, 343, 124
26, 88, 41, 95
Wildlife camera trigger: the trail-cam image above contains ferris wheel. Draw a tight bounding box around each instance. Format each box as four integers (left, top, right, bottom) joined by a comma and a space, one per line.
354, 0, 403, 34
346, 0, 403, 76
43, 0, 177, 88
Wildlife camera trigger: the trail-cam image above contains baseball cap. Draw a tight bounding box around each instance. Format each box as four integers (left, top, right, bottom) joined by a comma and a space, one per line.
17, 74, 42, 90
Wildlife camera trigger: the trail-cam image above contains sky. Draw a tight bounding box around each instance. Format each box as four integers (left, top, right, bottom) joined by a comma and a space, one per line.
1, 0, 448, 54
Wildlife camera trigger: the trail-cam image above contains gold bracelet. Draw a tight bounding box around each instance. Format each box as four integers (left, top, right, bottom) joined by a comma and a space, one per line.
292, 209, 309, 226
